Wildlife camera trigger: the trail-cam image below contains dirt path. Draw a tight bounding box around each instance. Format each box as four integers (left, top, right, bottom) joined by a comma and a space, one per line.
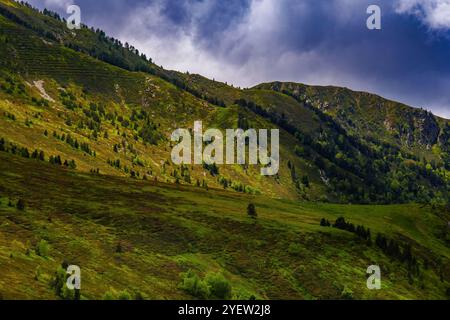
33, 80, 55, 102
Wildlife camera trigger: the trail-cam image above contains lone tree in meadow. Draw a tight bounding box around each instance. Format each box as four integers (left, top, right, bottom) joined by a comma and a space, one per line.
16, 199, 25, 211
247, 203, 257, 219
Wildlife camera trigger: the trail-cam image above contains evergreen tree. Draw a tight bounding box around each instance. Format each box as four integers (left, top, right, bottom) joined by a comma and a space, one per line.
247, 203, 257, 219
16, 199, 25, 211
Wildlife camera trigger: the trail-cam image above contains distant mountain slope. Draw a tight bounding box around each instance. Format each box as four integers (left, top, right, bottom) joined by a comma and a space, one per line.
0, 0, 449, 204
255, 82, 449, 154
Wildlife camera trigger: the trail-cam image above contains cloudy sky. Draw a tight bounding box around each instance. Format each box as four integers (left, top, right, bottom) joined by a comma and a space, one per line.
24, 0, 450, 118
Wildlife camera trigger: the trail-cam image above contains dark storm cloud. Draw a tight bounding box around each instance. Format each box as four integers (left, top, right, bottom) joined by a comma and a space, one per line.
23, 0, 450, 118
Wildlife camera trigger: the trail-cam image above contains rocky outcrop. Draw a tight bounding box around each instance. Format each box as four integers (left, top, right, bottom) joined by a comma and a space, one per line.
414, 110, 440, 148
384, 110, 440, 149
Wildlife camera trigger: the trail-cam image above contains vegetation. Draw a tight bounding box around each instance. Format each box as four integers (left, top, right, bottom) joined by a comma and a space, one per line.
0, 152, 449, 299
0, 0, 448, 300
247, 203, 257, 219
179, 270, 232, 300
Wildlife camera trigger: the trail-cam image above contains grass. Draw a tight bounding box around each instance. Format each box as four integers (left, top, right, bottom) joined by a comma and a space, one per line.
0, 151, 449, 300
0, 0, 449, 300
0, 12, 314, 201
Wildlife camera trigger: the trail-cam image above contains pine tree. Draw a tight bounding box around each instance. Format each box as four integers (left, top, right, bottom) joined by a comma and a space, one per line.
69, 160, 76, 169
16, 199, 25, 211
247, 203, 257, 219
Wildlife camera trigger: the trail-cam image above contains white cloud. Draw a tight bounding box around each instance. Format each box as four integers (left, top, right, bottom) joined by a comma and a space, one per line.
395, 0, 450, 29
116, 1, 228, 82
22, 0, 450, 118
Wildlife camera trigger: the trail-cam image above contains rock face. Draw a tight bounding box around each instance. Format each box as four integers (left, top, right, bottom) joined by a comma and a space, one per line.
414, 110, 440, 148
384, 109, 440, 149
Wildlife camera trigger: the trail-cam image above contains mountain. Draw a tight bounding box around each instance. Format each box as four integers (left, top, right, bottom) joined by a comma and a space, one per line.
0, 0, 449, 300
1, 0, 449, 204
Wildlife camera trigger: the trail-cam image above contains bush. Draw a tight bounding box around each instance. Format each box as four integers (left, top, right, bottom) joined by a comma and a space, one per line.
118, 290, 131, 300
179, 270, 232, 300
287, 243, 302, 256
179, 270, 210, 299
34, 266, 41, 281
134, 291, 146, 300
102, 291, 115, 300
341, 286, 354, 300
51, 266, 76, 300
247, 203, 257, 219
35, 239, 49, 257
102, 289, 136, 300
16, 199, 25, 211
205, 272, 232, 299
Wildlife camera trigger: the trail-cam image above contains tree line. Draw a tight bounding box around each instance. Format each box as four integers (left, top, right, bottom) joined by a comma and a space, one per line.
0, 136, 76, 169
321, 216, 420, 276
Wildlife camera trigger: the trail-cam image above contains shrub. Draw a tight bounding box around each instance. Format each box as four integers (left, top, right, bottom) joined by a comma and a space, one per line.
134, 291, 146, 300
35, 239, 49, 257
51, 266, 76, 300
205, 272, 232, 299
203, 162, 219, 176
34, 266, 41, 281
16, 199, 25, 211
102, 291, 115, 300
287, 243, 302, 256
118, 290, 131, 300
247, 203, 257, 219
179, 270, 210, 299
101, 289, 136, 300
179, 270, 232, 300
341, 286, 354, 300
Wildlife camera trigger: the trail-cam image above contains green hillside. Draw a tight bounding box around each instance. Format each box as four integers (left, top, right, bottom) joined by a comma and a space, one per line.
1, 152, 449, 299
0, 0, 449, 300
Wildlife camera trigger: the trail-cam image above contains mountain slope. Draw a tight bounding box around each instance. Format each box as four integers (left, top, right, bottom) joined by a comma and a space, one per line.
255, 82, 449, 158
1, 151, 449, 300
0, 1, 450, 202
0, 0, 449, 300
0, 0, 449, 204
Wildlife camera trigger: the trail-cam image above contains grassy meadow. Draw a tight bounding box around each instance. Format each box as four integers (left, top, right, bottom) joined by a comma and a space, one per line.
0, 152, 449, 300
